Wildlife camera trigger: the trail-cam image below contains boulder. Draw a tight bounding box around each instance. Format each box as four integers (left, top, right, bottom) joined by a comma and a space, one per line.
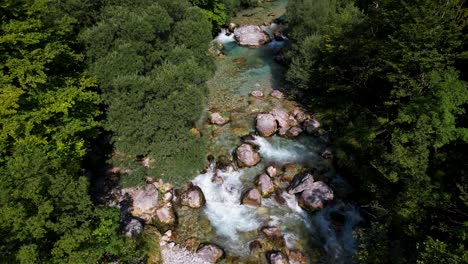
271, 108, 290, 129
287, 249, 308, 264
251, 90, 264, 97
236, 144, 261, 167
210, 112, 229, 126
155, 202, 177, 227
123, 218, 143, 237
267, 165, 277, 178
286, 126, 303, 138
261, 226, 281, 239
270, 90, 285, 99
266, 251, 289, 264
304, 118, 320, 133
241, 188, 262, 207
299, 181, 334, 211
292, 109, 306, 123
287, 173, 314, 194
180, 185, 205, 209
130, 184, 159, 222
228, 22, 236, 32
256, 113, 277, 137
234, 25, 271, 47
196, 244, 224, 263
257, 174, 275, 197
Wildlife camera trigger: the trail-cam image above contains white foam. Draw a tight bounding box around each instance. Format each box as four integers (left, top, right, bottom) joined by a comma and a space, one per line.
214, 28, 236, 45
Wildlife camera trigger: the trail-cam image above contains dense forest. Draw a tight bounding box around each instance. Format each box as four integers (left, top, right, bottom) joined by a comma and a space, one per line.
286, 0, 468, 262
1, 0, 467, 263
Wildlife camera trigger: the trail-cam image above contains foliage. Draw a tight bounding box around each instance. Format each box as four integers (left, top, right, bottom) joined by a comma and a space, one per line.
81, 0, 214, 186
0, 0, 143, 262
287, 0, 468, 262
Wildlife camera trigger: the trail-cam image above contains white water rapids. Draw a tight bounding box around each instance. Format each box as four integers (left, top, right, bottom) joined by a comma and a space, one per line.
193, 135, 362, 262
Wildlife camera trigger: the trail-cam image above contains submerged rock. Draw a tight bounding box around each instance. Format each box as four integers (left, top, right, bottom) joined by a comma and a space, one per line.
270, 90, 285, 99
196, 244, 224, 263
256, 113, 277, 137
286, 126, 303, 138
287, 173, 314, 194
210, 112, 229, 126
234, 25, 271, 47
262, 226, 281, 239
123, 218, 143, 237
180, 185, 205, 209
251, 90, 264, 97
257, 174, 275, 197
241, 188, 262, 207
236, 144, 261, 167
299, 181, 334, 211
266, 251, 289, 264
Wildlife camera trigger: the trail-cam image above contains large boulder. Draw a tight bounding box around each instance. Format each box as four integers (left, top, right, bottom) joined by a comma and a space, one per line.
304, 118, 320, 133
266, 251, 289, 264
256, 174, 275, 197
123, 218, 143, 237
155, 202, 177, 229
210, 112, 229, 126
286, 126, 303, 138
287, 173, 314, 194
127, 184, 159, 222
299, 181, 334, 211
180, 185, 205, 209
236, 144, 261, 167
241, 188, 262, 207
234, 25, 271, 47
256, 113, 277, 137
271, 108, 290, 130
196, 244, 224, 263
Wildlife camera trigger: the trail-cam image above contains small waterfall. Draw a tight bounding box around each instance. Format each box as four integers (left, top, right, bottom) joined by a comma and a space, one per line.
192, 166, 262, 240
215, 28, 236, 45
247, 135, 320, 165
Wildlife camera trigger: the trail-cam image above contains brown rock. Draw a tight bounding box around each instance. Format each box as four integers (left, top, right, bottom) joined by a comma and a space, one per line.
271, 108, 290, 129
180, 185, 205, 208
236, 144, 261, 167
286, 126, 303, 138
241, 188, 262, 207
270, 90, 285, 99
304, 118, 320, 133
266, 251, 288, 264
228, 22, 236, 32
293, 109, 306, 123
210, 112, 229, 126
234, 25, 271, 47
249, 240, 263, 254
256, 113, 277, 137
251, 90, 264, 97
287, 173, 314, 194
257, 174, 275, 197
261, 226, 281, 239
299, 181, 334, 211
287, 249, 308, 264
196, 244, 224, 263
281, 163, 303, 182
155, 202, 177, 227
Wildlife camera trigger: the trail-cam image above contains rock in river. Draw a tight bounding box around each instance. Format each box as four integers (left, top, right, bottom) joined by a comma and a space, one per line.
241, 188, 262, 207
299, 181, 334, 211
196, 244, 224, 263
180, 185, 205, 209
266, 251, 289, 264
236, 143, 261, 167
256, 113, 277, 137
257, 174, 275, 197
287, 173, 314, 194
234, 25, 271, 47
209, 112, 229, 126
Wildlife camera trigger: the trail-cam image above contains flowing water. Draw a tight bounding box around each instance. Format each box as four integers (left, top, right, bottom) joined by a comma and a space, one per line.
191, 1, 361, 263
